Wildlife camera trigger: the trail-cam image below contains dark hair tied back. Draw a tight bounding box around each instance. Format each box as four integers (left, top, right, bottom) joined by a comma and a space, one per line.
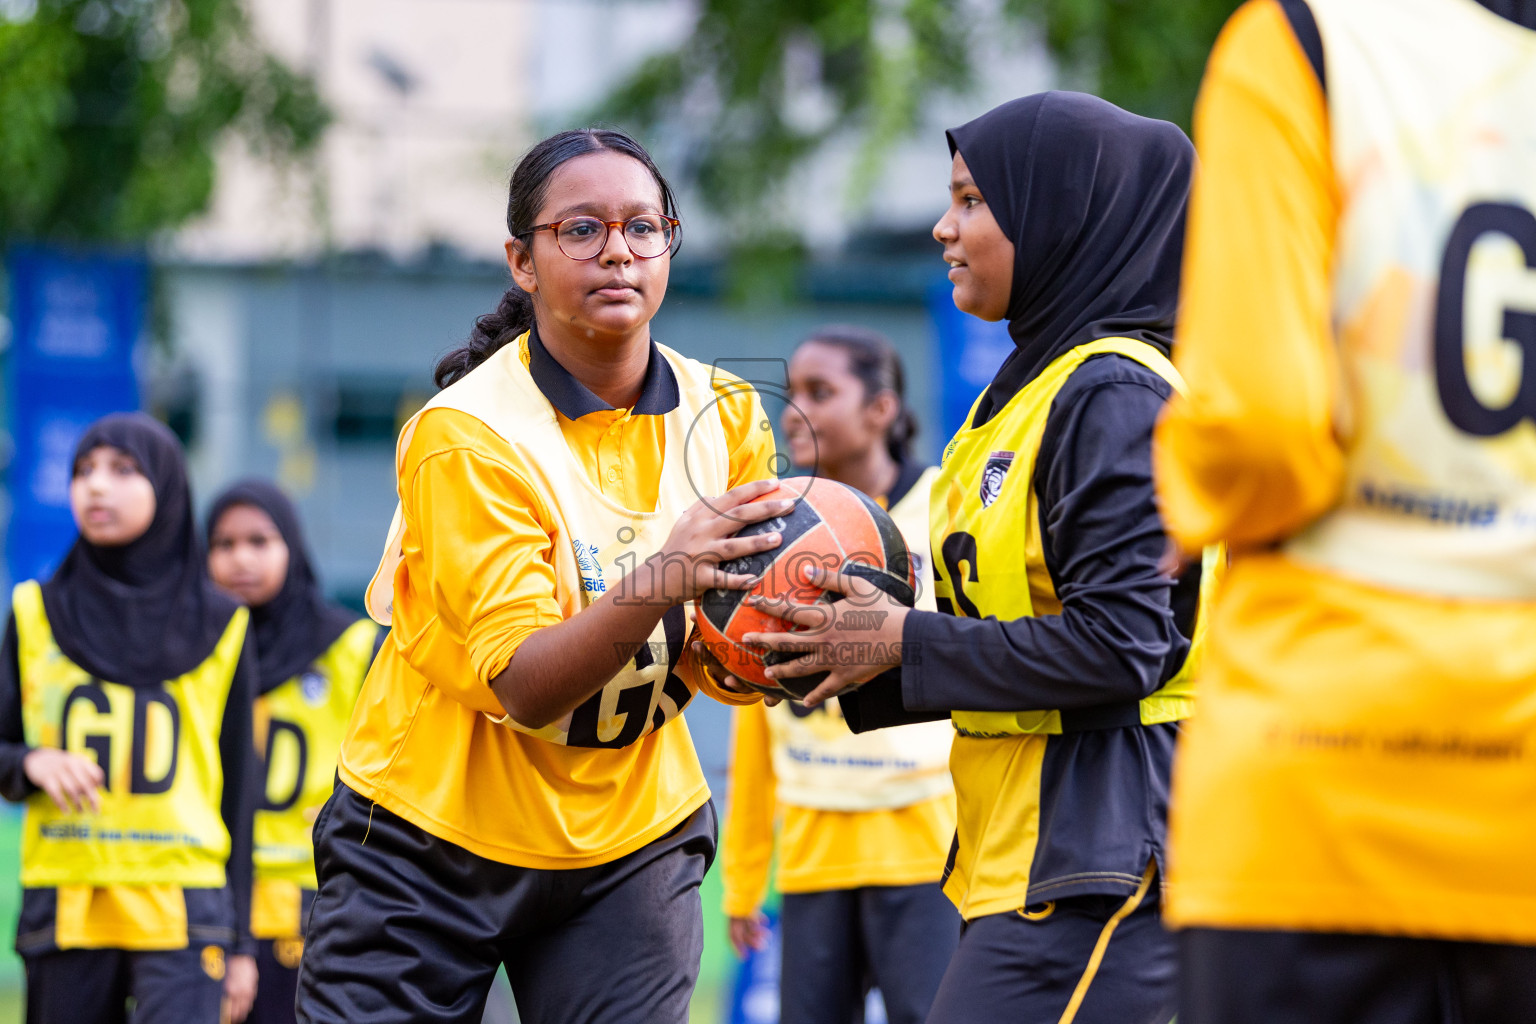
434, 128, 680, 389
804, 325, 918, 463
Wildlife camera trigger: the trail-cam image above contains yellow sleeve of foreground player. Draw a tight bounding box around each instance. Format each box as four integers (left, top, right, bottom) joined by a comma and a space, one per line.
721, 703, 778, 919
1154, 0, 1345, 553
401, 411, 565, 713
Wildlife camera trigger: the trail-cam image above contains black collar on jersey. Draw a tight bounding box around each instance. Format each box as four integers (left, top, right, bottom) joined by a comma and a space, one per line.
206, 479, 359, 695
40, 413, 240, 689
527, 324, 681, 419
946, 91, 1193, 428
1279, 0, 1327, 92
885, 459, 930, 509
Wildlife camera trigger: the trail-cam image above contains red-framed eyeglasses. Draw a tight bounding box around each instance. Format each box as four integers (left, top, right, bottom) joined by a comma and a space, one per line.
518, 214, 682, 260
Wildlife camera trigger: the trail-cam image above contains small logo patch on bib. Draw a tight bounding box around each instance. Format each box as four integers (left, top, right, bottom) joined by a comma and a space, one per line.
275, 936, 305, 969
300, 671, 329, 706
979, 451, 1015, 508
572, 540, 606, 593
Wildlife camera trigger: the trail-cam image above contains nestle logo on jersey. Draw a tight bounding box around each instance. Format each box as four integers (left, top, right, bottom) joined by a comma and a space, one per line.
572, 540, 605, 593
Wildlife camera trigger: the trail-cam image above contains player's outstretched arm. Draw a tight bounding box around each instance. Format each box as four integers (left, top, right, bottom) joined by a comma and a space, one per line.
490, 481, 790, 729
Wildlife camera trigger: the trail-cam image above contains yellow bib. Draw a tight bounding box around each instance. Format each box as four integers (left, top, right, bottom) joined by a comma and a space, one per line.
253, 618, 378, 890
1284, 0, 1536, 599
930, 338, 1220, 737
887, 466, 941, 614
14, 581, 246, 889
366, 332, 731, 747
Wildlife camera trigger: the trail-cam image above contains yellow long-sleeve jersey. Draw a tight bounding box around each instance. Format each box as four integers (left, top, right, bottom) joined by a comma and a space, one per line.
345, 331, 770, 870
1156, 0, 1536, 943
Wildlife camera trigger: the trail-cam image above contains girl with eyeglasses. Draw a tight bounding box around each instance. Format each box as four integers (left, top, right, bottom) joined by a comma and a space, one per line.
295, 128, 783, 1024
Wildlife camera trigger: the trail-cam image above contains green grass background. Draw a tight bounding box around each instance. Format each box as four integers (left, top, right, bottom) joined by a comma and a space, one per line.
0, 806, 23, 1024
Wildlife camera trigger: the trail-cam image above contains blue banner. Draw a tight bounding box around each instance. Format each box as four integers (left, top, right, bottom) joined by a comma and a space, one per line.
927, 279, 1015, 443
5, 246, 145, 586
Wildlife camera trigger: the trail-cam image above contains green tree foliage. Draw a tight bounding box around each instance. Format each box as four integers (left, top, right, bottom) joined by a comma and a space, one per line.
1007, 0, 1242, 126
0, 0, 328, 243
603, 0, 1240, 241
604, 0, 975, 240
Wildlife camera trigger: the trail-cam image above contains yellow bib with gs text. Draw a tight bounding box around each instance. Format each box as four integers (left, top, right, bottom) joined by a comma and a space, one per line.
366, 333, 731, 747
14, 581, 245, 889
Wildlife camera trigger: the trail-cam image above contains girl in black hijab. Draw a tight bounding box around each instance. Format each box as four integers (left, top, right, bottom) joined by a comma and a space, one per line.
206, 479, 383, 1024
206, 480, 369, 694
740, 93, 1211, 1024
0, 412, 260, 1024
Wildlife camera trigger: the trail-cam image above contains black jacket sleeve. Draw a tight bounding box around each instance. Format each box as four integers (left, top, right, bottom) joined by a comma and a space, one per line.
220, 630, 260, 957
897, 355, 1190, 715
836, 668, 949, 734
0, 616, 36, 802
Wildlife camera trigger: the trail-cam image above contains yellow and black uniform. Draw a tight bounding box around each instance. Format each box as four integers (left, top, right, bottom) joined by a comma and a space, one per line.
251, 619, 377, 922
297, 328, 774, 1024
0, 414, 258, 1024
841, 95, 1207, 1024
1156, 1, 1536, 1019
721, 464, 959, 1024
206, 479, 384, 1024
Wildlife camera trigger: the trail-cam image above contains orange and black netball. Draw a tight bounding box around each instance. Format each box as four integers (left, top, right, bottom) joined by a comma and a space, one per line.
695, 479, 916, 700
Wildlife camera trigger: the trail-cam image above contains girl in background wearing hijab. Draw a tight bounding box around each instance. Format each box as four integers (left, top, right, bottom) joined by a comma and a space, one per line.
206, 480, 383, 1024
737, 93, 1217, 1023
0, 413, 260, 1024
719, 327, 957, 1024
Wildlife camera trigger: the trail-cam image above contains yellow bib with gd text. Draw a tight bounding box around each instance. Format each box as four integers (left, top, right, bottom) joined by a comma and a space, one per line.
254, 618, 378, 889
14, 581, 244, 888
1284, 0, 1536, 599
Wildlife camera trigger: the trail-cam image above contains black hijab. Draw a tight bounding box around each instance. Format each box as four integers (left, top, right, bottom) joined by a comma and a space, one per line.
40, 413, 240, 688
946, 91, 1194, 427
206, 479, 358, 694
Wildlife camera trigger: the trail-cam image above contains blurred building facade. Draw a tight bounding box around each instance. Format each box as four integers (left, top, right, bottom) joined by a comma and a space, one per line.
176, 0, 1051, 262
0, 4, 1052, 1017
159, 0, 1051, 604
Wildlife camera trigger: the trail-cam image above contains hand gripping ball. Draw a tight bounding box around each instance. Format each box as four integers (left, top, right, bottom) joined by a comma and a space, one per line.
695, 479, 916, 699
